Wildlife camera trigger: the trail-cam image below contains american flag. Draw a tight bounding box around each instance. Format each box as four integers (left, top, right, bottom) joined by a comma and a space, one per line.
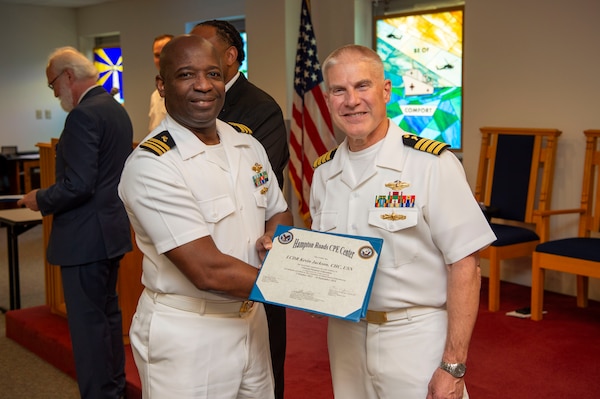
289, 0, 337, 227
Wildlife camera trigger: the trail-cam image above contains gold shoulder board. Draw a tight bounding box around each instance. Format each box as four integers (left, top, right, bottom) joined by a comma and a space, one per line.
313, 147, 338, 169
402, 134, 449, 155
228, 122, 253, 134
140, 130, 176, 156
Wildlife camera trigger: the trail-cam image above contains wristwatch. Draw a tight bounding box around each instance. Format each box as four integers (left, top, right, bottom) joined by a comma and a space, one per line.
439, 361, 466, 378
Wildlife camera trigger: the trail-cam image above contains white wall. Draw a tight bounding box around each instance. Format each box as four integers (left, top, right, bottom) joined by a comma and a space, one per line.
0, 4, 78, 152
463, 0, 600, 300
74, 0, 246, 142
1, 0, 599, 300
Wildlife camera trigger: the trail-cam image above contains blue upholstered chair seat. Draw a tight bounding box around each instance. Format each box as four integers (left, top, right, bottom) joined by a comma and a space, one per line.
535, 238, 600, 262
490, 223, 540, 246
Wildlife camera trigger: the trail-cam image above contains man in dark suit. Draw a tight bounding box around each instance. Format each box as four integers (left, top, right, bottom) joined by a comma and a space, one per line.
191, 20, 289, 399
19, 46, 133, 399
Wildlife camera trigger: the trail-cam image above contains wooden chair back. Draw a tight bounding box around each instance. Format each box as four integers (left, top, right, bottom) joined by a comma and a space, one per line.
581, 130, 600, 237
475, 127, 561, 312
475, 127, 561, 231
530, 130, 600, 320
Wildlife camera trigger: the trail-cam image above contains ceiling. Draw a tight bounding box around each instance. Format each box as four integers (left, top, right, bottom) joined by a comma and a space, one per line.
0, 0, 120, 7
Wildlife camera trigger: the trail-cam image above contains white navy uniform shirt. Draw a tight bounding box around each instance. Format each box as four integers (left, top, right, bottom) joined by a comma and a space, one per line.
148, 89, 167, 132
310, 120, 496, 311
119, 115, 288, 300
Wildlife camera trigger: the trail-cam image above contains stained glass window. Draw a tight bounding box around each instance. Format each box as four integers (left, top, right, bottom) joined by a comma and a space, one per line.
375, 6, 463, 150
240, 31, 248, 78
93, 47, 124, 103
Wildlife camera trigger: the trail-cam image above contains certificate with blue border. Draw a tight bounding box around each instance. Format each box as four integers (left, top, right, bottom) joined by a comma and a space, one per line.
250, 225, 383, 322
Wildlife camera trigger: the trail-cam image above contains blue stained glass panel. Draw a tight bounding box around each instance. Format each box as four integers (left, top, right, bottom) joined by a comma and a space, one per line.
94, 47, 124, 103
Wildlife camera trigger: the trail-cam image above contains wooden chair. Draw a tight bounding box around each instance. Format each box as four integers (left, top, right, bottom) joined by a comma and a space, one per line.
475, 127, 561, 312
531, 130, 600, 320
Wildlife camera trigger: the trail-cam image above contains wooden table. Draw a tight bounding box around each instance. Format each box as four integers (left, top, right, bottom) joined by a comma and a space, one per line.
0, 208, 43, 311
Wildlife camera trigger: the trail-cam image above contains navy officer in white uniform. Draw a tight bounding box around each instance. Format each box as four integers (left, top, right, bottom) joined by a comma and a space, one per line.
309, 44, 496, 399
119, 34, 292, 399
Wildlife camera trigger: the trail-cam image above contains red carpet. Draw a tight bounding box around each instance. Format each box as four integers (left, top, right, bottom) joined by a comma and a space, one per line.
469, 279, 600, 399
5, 305, 141, 398
284, 310, 332, 398
4, 305, 330, 399
5, 279, 600, 398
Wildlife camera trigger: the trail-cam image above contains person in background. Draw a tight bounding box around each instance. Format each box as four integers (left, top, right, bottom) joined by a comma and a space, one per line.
18, 46, 133, 399
191, 19, 289, 399
309, 44, 497, 399
118, 34, 293, 398
148, 33, 173, 131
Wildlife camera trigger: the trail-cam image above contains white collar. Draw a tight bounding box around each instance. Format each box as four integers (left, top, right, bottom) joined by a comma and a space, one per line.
78, 84, 98, 104
225, 71, 241, 92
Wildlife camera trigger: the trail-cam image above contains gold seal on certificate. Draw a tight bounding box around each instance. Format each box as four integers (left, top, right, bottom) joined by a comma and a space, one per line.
250, 225, 383, 322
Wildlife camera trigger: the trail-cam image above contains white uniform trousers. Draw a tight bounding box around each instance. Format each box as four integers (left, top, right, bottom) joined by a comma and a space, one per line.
130, 290, 274, 399
328, 308, 469, 399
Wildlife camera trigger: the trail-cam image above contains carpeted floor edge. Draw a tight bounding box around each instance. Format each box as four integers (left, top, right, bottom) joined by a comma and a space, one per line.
5, 305, 142, 399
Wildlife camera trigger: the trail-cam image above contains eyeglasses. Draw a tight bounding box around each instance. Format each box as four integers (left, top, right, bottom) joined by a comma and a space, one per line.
48, 70, 65, 90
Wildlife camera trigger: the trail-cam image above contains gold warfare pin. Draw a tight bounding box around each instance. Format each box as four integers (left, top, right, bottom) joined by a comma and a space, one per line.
381, 212, 407, 221
252, 163, 263, 173
385, 180, 410, 190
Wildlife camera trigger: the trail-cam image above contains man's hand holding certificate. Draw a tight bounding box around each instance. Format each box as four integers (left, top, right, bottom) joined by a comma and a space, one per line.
250, 225, 383, 322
